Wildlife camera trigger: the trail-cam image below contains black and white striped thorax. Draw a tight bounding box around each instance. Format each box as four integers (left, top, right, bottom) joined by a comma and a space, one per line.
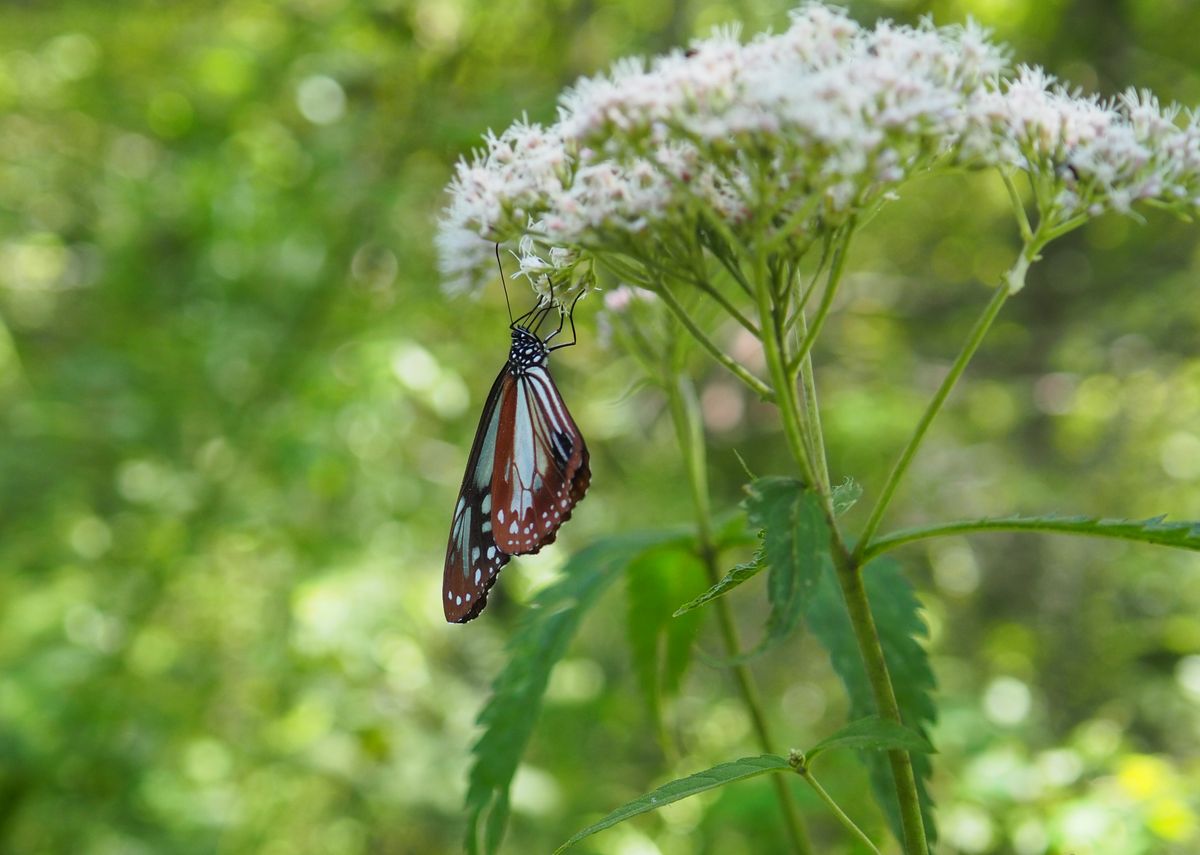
507, 327, 549, 375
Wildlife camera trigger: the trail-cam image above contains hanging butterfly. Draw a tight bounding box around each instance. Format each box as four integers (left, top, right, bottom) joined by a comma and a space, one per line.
442, 254, 590, 623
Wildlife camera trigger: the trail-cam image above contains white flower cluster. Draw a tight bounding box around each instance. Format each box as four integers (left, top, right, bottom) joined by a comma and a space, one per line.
962, 66, 1200, 218
438, 2, 1200, 294
436, 120, 569, 292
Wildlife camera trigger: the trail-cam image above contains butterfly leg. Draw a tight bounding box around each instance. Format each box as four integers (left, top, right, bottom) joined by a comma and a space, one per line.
548, 289, 585, 351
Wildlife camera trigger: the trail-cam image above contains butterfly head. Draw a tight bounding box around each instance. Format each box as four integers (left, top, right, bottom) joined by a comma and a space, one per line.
508, 327, 549, 373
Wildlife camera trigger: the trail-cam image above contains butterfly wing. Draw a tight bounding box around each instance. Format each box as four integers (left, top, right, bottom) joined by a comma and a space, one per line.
443, 366, 514, 623
491, 364, 589, 555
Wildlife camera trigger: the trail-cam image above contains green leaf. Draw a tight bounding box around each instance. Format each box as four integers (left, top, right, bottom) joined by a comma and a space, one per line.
555, 755, 793, 853
864, 513, 1200, 560
746, 477, 830, 652
832, 477, 863, 516
625, 545, 707, 729
672, 553, 763, 617
465, 532, 677, 855
805, 557, 938, 848
806, 715, 935, 764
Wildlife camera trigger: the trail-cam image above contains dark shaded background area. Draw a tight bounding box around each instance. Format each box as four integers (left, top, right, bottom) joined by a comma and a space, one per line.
1, 1, 1198, 852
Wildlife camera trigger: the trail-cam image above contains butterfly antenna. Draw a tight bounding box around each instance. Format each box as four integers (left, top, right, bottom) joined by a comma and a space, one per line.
495, 243, 514, 326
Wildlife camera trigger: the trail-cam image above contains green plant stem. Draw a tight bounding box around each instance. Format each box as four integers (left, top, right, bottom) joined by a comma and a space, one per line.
860, 514, 1200, 562
612, 240, 759, 334
830, 545, 929, 855
751, 247, 818, 490
797, 765, 881, 855
825, 235, 1060, 852
1000, 169, 1034, 243
854, 282, 1010, 562
664, 370, 814, 855
692, 276, 760, 335
656, 281, 777, 402
751, 236, 929, 853
795, 311, 832, 497
791, 228, 852, 373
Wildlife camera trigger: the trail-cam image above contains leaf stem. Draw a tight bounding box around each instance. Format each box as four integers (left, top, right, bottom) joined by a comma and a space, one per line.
664, 368, 814, 855
794, 762, 882, 855
860, 514, 1200, 562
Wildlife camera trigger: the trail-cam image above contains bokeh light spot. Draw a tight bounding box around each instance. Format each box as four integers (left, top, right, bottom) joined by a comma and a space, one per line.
1160, 431, 1200, 481
296, 75, 346, 125
983, 676, 1032, 726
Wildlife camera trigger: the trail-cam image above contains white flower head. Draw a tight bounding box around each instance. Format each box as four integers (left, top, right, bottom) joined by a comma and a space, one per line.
513, 229, 585, 302
961, 66, 1200, 220
438, 120, 571, 292
438, 2, 1198, 294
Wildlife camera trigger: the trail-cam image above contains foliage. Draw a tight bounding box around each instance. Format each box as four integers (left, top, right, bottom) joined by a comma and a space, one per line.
806, 558, 940, 847
467, 533, 675, 854
555, 755, 794, 853
745, 478, 830, 655
804, 716, 934, 764
3, 2, 1200, 855
624, 543, 708, 729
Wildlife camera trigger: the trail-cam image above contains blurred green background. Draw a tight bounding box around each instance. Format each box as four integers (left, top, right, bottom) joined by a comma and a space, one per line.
2, 1, 1200, 853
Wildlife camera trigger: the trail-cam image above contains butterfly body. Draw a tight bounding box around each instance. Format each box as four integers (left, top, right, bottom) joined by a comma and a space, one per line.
443, 322, 589, 623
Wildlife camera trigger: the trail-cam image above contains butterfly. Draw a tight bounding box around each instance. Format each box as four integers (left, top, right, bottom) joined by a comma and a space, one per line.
442, 267, 590, 623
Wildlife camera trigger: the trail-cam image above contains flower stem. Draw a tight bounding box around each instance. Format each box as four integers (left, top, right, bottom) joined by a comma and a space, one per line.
656, 279, 777, 403
751, 246, 818, 489
795, 311, 832, 496
663, 367, 814, 855
791, 227, 853, 373
1000, 169, 1033, 243
854, 281, 1010, 562
752, 236, 929, 853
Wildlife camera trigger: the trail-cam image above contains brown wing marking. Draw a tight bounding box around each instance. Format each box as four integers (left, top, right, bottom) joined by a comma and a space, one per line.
491, 365, 589, 555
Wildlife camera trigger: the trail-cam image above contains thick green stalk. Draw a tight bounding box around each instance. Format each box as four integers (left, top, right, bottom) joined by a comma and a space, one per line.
664, 370, 814, 855
830, 546, 929, 854
753, 239, 929, 853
